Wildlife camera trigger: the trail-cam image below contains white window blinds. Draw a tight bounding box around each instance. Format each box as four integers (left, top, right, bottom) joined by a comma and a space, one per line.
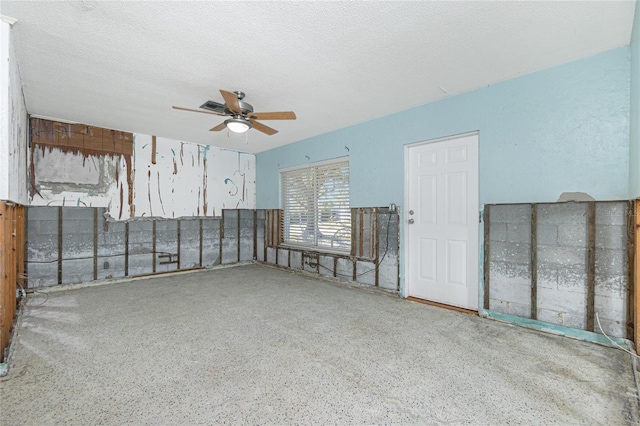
281, 160, 351, 251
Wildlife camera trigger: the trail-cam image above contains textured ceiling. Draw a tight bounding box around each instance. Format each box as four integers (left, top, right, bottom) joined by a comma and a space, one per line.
1, 1, 636, 153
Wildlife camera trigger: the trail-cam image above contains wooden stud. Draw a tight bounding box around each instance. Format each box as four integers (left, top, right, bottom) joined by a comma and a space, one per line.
483, 205, 491, 310
151, 135, 157, 164
124, 221, 129, 276
374, 209, 380, 287
634, 199, 640, 353
263, 211, 267, 262
586, 202, 596, 332
177, 219, 182, 269
531, 204, 538, 320
218, 217, 223, 266
627, 201, 635, 340
237, 211, 241, 263
199, 218, 203, 267
359, 208, 364, 257
93, 208, 98, 281
22, 206, 28, 290
253, 210, 257, 260
57, 206, 63, 284
152, 220, 157, 273
350, 208, 356, 257
0, 202, 7, 361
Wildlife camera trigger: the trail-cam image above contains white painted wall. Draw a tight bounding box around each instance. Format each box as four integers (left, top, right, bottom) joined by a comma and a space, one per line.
0, 21, 28, 204
133, 135, 255, 218
30, 133, 256, 219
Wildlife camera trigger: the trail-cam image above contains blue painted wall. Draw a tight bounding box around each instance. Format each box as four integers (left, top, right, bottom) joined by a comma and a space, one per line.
257, 47, 630, 208
630, 1, 640, 199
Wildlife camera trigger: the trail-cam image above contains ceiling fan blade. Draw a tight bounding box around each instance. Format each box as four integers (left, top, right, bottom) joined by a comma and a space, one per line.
172, 106, 225, 116
248, 111, 296, 120
249, 120, 278, 135
220, 90, 242, 114
210, 122, 227, 131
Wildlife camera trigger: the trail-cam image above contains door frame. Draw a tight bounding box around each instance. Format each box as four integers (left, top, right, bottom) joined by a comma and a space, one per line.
403, 131, 480, 307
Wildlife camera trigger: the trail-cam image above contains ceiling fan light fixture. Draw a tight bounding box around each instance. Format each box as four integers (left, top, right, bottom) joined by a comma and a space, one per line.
225, 117, 252, 133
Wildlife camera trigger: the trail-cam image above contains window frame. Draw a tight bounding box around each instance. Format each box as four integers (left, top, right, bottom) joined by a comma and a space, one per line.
279, 157, 351, 253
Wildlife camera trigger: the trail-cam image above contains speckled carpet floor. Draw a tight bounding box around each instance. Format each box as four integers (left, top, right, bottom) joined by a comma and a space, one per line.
1, 264, 638, 424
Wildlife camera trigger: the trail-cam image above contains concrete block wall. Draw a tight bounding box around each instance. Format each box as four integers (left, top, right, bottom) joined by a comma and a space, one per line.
258, 208, 400, 291
26, 207, 255, 288
486, 201, 630, 339
489, 204, 532, 317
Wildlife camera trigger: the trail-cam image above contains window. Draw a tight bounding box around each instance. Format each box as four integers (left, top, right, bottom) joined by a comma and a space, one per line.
281, 159, 351, 251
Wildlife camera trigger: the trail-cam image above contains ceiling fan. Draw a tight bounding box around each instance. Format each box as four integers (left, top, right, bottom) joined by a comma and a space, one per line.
172, 90, 296, 135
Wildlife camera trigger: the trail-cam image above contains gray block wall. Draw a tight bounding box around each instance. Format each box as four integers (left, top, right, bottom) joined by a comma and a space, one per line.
26, 207, 256, 288
486, 201, 630, 339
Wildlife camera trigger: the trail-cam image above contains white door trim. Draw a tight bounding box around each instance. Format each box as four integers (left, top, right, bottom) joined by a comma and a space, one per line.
403, 131, 480, 307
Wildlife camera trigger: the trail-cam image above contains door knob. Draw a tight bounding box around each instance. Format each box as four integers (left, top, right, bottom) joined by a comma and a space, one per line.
409, 210, 414, 215
408, 218, 415, 224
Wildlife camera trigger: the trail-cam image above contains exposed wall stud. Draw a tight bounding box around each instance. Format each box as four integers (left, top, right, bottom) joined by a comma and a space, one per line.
586, 201, 596, 332
483, 205, 491, 310
93, 208, 98, 281
199, 218, 203, 267
124, 221, 129, 277
57, 206, 63, 284
634, 199, 640, 353
177, 219, 182, 269
253, 210, 257, 260
152, 220, 157, 273
531, 204, 537, 320
237, 211, 241, 263
151, 135, 157, 164
627, 200, 635, 340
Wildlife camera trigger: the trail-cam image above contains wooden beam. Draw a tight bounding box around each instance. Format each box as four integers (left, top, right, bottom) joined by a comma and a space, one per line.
483, 205, 491, 310
531, 204, 538, 320
635, 199, 640, 353
0, 202, 8, 361
151, 135, 157, 164
586, 202, 596, 332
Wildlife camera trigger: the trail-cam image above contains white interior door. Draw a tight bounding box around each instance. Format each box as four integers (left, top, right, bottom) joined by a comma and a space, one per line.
405, 134, 479, 310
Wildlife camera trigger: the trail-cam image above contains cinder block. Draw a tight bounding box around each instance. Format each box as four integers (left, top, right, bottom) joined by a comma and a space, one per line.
378, 256, 398, 290
336, 258, 354, 280
594, 294, 627, 327
290, 251, 303, 269
536, 308, 562, 326
561, 313, 586, 331
490, 261, 531, 286
489, 298, 508, 314
595, 248, 626, 276
595, 274, 627, 298
557, 223, 587, 247
355, 261, 375, 286
508, 302, 531, 319
537, 267, 557, 289
595, 225, 625, 250
537, 246, 586, 267
489, 223, 506, 242
27, 206, 58, 221
277, 249, 289, 267
266, 247, 276, 264
557, 267, 587, 293
537, 287, 586, 316
319, 256, 334, 277
490, 205, 531, 224
506, 224, 530, 244
538, 203, 588, 225
489, 241, 530, 264
61, 207, 95, 221
595, 202, 627, 226
536, 224, 558, 245
490, 281, 531, 305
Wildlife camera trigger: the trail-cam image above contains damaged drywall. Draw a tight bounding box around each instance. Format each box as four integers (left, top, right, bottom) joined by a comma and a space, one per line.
133, 135, 256, 218
29, 119, 256, 219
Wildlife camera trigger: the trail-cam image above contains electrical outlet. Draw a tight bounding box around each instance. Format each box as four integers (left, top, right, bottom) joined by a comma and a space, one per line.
16, 288, 26, 298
